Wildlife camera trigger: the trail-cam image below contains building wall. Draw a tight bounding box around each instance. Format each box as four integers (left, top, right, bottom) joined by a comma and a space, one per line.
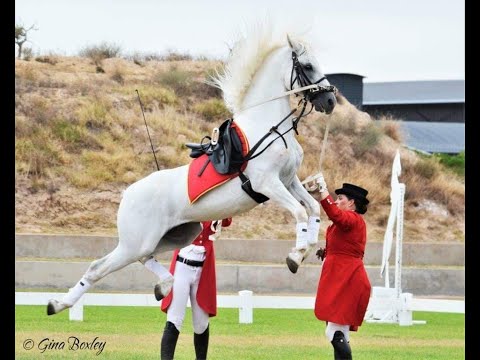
362, 103, 465, 123
326, 74, 364, 107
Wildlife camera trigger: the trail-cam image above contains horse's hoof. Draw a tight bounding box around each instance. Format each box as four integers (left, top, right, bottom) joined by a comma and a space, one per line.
154, 275, 174, 301
47, 299, 69, 316
286, 256, 299, 274
286, 251, 304, 274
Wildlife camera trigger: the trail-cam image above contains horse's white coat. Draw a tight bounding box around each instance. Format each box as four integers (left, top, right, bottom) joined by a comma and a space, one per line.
47, 24, 337, 315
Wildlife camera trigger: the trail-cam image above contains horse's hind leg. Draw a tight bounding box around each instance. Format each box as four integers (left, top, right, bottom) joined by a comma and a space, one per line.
142, 222, 203, 301
142, 256, 174, 301
47, 245, 139, 315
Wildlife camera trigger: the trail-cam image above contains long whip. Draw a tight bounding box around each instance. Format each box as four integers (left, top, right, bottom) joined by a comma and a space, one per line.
302, 118, 330, 191
136, 89, 160, 171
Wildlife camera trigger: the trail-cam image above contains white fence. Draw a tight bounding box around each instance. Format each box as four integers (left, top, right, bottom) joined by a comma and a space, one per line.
15, 291, 464, 322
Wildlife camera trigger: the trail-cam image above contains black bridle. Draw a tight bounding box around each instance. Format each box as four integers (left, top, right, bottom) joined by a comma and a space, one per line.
290, 51, 336, 102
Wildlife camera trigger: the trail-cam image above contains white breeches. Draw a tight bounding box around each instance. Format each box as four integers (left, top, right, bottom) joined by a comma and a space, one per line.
166, 261, 209, 334
325, 322, 350, 342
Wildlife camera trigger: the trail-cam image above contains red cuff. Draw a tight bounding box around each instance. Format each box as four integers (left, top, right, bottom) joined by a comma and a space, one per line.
222, 218, 232, 227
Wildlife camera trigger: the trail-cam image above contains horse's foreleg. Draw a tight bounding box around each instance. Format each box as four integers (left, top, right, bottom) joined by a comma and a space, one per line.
47, 246, 139, 315
288, 176, 322, 258
256, 180, 311, 274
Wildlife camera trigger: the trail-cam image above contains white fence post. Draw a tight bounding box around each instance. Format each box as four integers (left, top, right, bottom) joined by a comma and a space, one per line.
238, 290, 253, 324
398, 292, 413, 326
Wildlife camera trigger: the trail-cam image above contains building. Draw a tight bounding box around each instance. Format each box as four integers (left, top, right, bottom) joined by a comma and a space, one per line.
324, 73, 365, 108
362, 80, 465, 123
326, 74, 465, 154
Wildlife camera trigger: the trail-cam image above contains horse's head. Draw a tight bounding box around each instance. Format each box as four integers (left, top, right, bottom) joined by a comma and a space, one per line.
285, 35, 337, 114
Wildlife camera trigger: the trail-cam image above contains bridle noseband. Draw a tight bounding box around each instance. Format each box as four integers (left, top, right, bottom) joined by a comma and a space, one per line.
290, 51, 336, 102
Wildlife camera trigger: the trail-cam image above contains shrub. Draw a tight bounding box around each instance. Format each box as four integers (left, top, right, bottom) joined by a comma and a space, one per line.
131, 86, 178, 110
18, 95, 57, 125
154, 66, 193, 97
193, 99, 231, 120
76, 98, 111, 129
35, 56, 58, 65
161, 50, 193, 61
378, 118, 403, 142
78, 42, 122, 61
52, 120, 84, 143
434, 151, 465, 177
414, 156, 440, 180
110, 67, 125, 84
22, 47, 34, 61
15, 135, 64, 177
352, 122, 381, 156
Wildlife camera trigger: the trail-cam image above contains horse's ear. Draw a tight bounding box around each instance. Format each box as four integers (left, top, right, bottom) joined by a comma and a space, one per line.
287, 34, 303, 54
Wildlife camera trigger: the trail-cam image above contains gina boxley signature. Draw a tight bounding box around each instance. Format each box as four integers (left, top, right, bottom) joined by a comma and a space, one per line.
23, 336, 106, 355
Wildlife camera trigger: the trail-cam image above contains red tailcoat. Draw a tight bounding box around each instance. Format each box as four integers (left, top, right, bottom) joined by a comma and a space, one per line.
161, 218, 232, 317
314, 195, 371, 331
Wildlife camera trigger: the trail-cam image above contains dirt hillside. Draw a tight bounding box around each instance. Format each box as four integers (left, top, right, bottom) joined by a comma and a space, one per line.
15, 56, 465, 243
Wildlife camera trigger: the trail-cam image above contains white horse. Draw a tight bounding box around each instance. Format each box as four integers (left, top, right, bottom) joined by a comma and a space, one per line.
47, 27, 336, 315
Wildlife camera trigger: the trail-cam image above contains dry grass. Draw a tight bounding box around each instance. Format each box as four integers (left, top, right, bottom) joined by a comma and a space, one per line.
14, 56, 464, 243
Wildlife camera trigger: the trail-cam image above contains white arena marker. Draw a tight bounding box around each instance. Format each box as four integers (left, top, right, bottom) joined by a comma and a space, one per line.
238, 290, 253, 324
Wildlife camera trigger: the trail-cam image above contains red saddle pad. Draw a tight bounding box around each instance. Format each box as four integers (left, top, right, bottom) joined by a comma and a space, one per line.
187, 122, 249, 204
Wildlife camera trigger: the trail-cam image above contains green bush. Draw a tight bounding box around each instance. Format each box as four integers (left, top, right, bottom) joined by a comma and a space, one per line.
154, 67, 193, 96
352, 122, 381, 156
131, 86, 178, 110
193, 98, 231, 120
52, 120, 84, 143
434, 151, 465, 177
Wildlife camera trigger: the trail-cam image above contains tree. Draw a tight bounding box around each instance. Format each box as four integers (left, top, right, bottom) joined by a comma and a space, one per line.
15, 23, 37, 59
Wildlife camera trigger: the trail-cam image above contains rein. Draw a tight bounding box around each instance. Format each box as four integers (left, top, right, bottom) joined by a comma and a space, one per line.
243, 98, 309, 162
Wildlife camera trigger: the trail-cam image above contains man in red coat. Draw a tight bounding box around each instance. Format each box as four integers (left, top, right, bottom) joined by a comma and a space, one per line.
160, 218, 232, 360
314, 175, 371, 360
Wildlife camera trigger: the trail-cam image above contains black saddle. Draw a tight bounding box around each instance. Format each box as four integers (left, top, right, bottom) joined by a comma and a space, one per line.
186, 118, 245, 175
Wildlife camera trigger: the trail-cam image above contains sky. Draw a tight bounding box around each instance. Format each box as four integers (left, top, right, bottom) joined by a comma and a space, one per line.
15, 0, 464, 82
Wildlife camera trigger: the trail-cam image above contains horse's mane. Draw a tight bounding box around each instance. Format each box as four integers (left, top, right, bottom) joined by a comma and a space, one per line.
210, 22, 307, 114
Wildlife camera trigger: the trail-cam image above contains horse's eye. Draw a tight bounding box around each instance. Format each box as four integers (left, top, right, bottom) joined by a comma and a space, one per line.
304, 64, 313, 71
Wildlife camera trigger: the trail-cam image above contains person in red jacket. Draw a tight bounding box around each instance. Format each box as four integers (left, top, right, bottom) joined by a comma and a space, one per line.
314, 174, 371, 360
160, 218, 232, 360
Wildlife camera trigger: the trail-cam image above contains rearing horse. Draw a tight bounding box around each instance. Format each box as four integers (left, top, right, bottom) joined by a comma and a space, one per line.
47, 27, 336, 315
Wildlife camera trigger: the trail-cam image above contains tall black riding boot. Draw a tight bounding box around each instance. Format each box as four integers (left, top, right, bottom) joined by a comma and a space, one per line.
161, 321, 180, 360
194, 325, 209, 360
331, 330, 352, 360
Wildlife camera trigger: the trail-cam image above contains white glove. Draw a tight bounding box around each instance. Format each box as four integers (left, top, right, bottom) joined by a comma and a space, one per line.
315, 173, 328, 193
209, 220, 222, 241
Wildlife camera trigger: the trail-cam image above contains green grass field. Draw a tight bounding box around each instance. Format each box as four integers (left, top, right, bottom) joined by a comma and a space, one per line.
15, 306, 464, 359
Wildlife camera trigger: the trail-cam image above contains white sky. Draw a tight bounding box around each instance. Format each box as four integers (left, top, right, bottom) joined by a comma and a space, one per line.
15, 0, 464, 82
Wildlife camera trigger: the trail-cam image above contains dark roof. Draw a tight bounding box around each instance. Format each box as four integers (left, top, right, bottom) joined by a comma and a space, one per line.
400, 121, 464, 154
326, 73, 365, 79
364, 80, 465, 105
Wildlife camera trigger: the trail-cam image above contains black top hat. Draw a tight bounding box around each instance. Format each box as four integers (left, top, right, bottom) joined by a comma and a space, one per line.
335, 183, 369, 204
